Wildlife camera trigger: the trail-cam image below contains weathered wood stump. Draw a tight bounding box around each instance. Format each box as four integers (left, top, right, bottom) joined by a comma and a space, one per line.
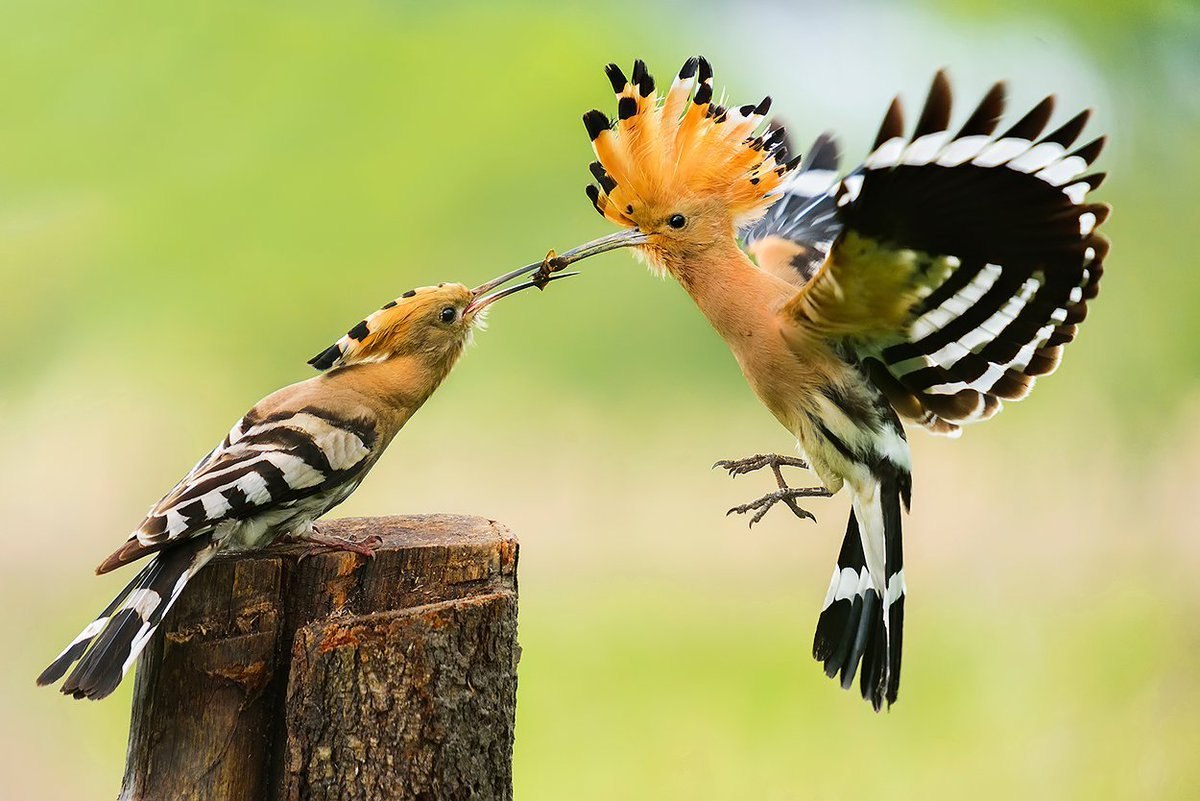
119, 515, 519, 801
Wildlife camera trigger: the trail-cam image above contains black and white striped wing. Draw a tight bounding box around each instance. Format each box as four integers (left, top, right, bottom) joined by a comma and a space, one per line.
48, 405, 379, 697
788, 72, 1109, 435
742, 132, 844, 284
101, 406, 378, 571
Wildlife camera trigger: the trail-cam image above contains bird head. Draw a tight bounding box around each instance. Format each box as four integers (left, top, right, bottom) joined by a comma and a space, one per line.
307, 265, 575, 373
556, 57, 799, 275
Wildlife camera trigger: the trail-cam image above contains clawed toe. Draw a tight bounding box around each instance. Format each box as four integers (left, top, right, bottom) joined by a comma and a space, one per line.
726, 487, 830, 527
716, 453, 828, 525
713, 453, 810, 478
725, 497, 776, 527
781, 497, 817, 523
293, 531, 383, 562
714, 457, 768, 477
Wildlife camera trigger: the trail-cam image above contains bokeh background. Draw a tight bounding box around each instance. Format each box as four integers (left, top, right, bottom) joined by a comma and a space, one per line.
3, 0, 1198, 798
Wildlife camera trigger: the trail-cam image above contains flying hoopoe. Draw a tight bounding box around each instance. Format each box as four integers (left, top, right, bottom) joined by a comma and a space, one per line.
540, 57, 1109, 709
38, 264, 574, 700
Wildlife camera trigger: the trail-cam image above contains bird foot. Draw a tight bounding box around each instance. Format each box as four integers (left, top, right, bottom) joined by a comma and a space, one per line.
713, 453, 810, 477
725, 486, 831, 526
284, 527, 384, 561
715, 452, 830, 526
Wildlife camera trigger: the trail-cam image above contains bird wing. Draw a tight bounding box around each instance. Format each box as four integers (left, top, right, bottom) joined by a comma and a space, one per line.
97, 405, 378, 573
781, 72, 1109, 435
741, 132, 844, 286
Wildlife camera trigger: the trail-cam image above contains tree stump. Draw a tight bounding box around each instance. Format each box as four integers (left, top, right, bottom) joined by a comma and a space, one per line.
119, 514, 520, 801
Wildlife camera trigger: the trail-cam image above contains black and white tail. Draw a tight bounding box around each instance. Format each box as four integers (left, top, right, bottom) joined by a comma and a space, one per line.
37, 535, 218, 700
813, 471, 910, 711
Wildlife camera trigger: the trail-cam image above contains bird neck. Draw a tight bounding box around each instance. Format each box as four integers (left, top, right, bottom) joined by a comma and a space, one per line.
665, 236, 794, 346
329, 351, 461, 423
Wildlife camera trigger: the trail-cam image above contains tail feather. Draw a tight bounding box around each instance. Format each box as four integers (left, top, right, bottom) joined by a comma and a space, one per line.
36, 567, 150, 687
38, 534, 218, 700
813, 473, 908, 710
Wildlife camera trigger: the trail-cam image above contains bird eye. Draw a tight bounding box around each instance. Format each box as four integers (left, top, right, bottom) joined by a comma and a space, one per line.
668, 214, 687, 229
439, 306, 457, 324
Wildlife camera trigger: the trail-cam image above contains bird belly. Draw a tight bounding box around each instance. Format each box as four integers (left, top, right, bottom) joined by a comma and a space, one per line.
772, 368, 910, 496
218, 483, 356, 553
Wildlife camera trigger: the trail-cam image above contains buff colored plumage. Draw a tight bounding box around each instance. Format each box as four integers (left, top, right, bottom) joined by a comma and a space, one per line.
39, 268, 573, 699
544, 57, 1109, 710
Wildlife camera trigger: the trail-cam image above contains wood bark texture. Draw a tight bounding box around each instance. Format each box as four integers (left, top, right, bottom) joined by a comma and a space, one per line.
119, 514, 519, 801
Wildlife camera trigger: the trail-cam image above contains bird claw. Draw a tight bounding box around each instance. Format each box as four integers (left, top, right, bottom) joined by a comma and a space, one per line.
716, 452, 829, 526
290, 531, 384, 562
713, 453, 810, 477
726, 487, 828, 527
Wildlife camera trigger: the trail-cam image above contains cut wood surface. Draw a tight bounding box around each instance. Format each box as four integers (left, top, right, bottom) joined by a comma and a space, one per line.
120, 514, 519, 801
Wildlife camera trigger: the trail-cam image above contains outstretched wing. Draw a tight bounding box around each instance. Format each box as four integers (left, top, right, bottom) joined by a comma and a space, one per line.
784, 71, 1108, 436
97, 405, 378, 573
742, 131, 844, 286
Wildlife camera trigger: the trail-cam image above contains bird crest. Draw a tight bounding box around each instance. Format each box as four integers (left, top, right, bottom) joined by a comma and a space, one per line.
308, 283, 473, 371
583, 57, 800, 229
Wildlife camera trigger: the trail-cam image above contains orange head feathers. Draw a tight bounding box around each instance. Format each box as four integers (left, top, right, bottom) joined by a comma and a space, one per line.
307, 266, 577, 372
581, 57, 800, 256
308, 283, 477, 373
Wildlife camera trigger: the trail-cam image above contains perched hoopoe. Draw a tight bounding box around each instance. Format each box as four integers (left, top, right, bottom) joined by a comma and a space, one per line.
541, 57, 1109, 709
38, 265, 573, 700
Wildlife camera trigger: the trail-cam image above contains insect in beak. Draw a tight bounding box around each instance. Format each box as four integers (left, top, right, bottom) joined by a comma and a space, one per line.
530, 228, 650, 284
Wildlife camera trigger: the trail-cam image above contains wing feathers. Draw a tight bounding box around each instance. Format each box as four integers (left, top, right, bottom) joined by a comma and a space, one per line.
97, 406, 377, 573
785, 73, 1108, 435
873, 97, 905, 150
955, 82, 1006, 138
912, 70, 952, 138
742, 132, 845, 285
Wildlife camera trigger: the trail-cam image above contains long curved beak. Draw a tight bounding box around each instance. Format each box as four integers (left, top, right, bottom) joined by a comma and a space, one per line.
465, 264, 579, 316
470, 261, 543, 297
464, 227, 645, 317
547, 228, 649, 269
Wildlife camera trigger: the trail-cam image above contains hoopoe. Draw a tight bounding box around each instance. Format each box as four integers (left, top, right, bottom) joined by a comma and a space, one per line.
541, 57, 1109, 709
38, 264, 574, 700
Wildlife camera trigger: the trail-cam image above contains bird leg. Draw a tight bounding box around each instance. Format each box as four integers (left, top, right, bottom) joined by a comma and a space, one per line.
715, 453, 832, 526
281, 522, 383, 560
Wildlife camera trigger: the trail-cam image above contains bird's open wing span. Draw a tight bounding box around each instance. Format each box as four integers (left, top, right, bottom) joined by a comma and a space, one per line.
783, 72, 1109, 435
97, 406, 377, 573
741, 132, 844, 286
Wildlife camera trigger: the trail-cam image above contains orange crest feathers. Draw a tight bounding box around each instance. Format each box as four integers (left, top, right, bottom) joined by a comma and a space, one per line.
307, 283, 472, 371
582, 57, 800, 228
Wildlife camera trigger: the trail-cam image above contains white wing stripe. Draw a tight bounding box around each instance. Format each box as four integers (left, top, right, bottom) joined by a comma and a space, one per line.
973, 137, 1032, 167
235, 470, 271, 505
242, 412, 370, 472
1036, 155, 1088, 186
262, 451, 325, 491
784, 169, 839, 197
909, 263, 1002, 340
865, 137, 905, 169
936, 134, 990, 167
902, 132, 949, 165
1008, 142, 1065, 173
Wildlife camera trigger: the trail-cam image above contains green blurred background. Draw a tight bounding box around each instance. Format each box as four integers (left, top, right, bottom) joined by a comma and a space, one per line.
3, 0, 1198, 798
